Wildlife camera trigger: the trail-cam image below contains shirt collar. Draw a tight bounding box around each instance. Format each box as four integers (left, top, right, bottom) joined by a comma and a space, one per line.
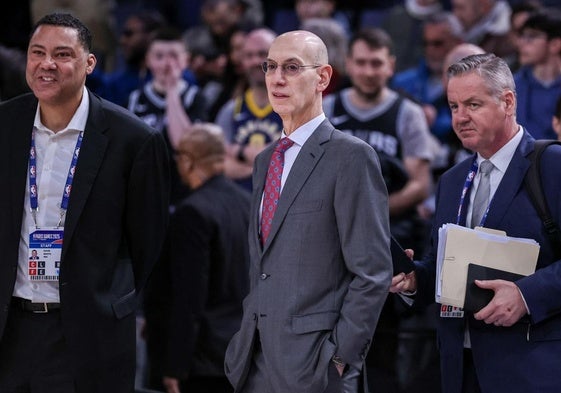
33, 87, 90, 134
281, 113, 326, 147
478, 125, 523, 174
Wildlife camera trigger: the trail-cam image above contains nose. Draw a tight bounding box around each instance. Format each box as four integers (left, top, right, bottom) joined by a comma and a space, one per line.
40, 56, 57, 69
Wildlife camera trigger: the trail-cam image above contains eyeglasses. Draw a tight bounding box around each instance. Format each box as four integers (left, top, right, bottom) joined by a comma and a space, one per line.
261, 61, 321, 76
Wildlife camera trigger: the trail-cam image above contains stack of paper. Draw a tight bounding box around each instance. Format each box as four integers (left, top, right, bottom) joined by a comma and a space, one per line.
436, 224, 540, 308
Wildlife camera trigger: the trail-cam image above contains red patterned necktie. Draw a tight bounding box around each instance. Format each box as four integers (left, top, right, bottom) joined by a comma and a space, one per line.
261, 137, 294, 245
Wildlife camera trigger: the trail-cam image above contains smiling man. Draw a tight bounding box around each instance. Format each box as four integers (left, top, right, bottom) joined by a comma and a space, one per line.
0, 13, 169, 393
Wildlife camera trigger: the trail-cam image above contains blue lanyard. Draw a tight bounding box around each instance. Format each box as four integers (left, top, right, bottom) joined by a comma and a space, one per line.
456, 157, 491, 227
29, 129, 83, 227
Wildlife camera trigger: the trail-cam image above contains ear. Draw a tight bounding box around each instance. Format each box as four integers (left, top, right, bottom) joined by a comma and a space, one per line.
86, 53, 97, 75
548, 37, 561, 57
317, 64, 333, 93
503, 89, 516, 116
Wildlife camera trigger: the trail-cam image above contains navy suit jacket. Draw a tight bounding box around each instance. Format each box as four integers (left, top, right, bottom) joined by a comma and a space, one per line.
414, 130, 561, 393
0, 91, 170, 392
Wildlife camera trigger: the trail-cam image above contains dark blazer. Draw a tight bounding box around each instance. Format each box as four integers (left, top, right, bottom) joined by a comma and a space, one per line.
414, 130, 561, 393
0, 91, 170, 392
225, 120, 393, 393
163, 175, 250, 378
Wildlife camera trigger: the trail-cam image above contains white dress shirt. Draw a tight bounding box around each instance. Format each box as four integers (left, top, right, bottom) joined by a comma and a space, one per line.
13, 88, 90, 302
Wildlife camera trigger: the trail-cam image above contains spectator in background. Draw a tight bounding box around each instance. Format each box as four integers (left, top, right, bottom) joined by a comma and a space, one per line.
514, 8, 561, 140
295, 0, 352, 37
184, 0, 257, 57
392, 12, 463, 143
206, 27, 251, 122
215, 28, 282, 192
100, 11, 166, 107
128, 27, 208, 206
301, 17, 350, 95
451, 0, 515, 61
506, 1, 542, 71
31, 0, 118, 71
381, 0, 444, 73
553, 96, 561, 141
161, 123, 250, 393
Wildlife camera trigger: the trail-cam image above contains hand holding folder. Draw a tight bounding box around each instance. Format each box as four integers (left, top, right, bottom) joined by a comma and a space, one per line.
464, 263, 525, 312
436, 224, 539, 308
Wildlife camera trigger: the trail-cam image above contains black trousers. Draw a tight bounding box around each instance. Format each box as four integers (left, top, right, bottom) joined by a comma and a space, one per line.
0, 301, 75, 393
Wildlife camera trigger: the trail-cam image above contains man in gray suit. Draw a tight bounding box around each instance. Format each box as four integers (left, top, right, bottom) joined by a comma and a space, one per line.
224, 30, 393, 393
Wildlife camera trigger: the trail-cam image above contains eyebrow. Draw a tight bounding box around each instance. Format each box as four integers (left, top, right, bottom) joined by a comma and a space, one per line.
266, 57, 301, 63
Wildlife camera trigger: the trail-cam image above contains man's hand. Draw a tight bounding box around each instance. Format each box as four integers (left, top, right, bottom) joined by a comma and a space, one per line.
390, 248, 416, 293
163, 376, 181, 393
473, 279, 527, 327
390, 270, 417, 293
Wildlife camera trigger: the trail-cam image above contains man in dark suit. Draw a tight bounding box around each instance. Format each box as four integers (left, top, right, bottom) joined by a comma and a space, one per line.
0, 13, 170, 393
224, 30, 393, 393
159, 123, 250, 393
391, 53, 561, 392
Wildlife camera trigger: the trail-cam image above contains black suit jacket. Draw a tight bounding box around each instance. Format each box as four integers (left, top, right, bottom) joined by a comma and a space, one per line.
147, 175, 250, 379
0, 91, 170, 392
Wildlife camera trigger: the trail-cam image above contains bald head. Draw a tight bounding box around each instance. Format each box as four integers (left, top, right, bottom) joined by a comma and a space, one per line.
274, 30, 329, 64
179, 123, 225, 165
443, 43, 485, 85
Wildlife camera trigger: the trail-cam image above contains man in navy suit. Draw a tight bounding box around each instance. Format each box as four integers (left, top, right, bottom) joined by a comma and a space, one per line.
0, 13, 169, 393
391, 53, 561, 393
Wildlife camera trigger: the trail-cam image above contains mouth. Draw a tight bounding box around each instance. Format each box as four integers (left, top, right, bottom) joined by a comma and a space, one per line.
38, 75, 56, 82
271, 92, 289, 99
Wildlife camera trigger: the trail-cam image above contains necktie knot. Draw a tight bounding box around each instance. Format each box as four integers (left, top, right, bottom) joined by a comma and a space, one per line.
478, 160, 494, 176
274, 138, 294, 154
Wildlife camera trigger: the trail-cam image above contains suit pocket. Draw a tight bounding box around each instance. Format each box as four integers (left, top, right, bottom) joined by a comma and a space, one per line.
287, 199, 323, 215
112, 289, 137, 319
291, 311, 339, 334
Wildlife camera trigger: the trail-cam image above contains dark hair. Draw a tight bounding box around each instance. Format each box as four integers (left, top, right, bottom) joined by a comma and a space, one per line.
510, 0, 542, 21
348, 28, 394, 55
149, 27, 185, 45
31, 13, 92, 52
522, 8, 561, 40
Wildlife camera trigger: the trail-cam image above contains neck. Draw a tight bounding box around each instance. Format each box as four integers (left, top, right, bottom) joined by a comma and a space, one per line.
39, 99, 80, 133
350, 86, 388, 109
250, 85, 269, 107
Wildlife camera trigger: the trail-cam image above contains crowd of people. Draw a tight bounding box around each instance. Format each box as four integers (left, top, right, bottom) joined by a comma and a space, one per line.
0, 1, 561, 393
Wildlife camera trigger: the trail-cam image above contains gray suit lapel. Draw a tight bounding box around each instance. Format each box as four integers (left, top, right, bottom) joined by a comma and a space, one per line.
262, 121, 333, 253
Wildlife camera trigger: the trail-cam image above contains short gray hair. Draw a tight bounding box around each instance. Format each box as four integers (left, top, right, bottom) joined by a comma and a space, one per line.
447, 53, 515, 100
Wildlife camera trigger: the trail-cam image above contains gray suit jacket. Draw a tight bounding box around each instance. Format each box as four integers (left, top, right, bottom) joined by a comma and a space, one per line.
225, 119, 392, 393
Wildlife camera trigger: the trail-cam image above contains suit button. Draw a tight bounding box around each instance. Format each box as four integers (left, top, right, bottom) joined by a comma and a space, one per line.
260, 273, 269, 280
